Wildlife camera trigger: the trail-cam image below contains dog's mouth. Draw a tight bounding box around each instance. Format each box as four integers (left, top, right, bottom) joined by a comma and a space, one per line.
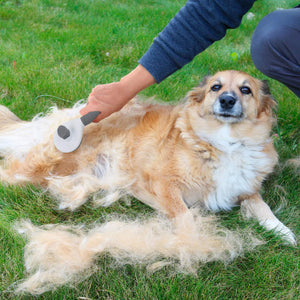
213, 93, 243, 123
217, 112, 241, 118
213, 111, 244, 123
215, 111, 243, 118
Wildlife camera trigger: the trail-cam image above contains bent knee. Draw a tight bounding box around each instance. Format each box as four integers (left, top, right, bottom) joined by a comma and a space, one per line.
251, 10, 296, 75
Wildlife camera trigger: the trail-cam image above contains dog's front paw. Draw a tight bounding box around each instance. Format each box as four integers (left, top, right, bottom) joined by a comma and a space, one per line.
262, 219, 296, 246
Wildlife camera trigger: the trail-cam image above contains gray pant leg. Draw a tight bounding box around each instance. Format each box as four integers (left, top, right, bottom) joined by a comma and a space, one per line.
251, 8, 300, 98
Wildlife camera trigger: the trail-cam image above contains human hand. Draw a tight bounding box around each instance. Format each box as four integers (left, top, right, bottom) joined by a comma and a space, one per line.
80, 64, 156, 122
80, 81, 133, 122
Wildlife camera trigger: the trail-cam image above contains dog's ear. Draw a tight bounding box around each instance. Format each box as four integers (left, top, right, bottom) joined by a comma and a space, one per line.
187, 75, 211, 103
258, 80, 277, 117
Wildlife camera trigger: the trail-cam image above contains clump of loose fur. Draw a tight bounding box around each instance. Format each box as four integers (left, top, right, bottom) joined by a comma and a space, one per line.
14, 210, 261, 295
286, 157, 300, 173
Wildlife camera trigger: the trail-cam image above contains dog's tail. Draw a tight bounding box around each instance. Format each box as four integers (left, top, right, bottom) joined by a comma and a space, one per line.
14, 211, 261, 295
0, 105, 31, 158
0, 105, 43, 159
0, 105, 24, 132
0, 103, 82, 159
0, 102, 86, 160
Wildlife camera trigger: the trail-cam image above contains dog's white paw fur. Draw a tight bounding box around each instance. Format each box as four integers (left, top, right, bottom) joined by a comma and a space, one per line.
261, 219, 296, 245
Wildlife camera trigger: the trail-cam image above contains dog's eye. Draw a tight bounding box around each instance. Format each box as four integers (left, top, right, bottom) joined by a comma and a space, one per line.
211, 84, 222, 92
240, 86, 252, 95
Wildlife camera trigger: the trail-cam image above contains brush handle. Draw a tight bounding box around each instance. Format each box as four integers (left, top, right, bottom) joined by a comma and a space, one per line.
80, 111, 101, 126
57, 111, 100, 140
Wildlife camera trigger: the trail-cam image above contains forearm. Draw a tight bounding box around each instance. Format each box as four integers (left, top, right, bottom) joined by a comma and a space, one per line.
119, 64, 156, 100
139, 0, 256, 83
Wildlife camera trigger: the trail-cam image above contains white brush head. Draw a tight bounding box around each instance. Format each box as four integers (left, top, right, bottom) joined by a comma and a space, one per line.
53, 118, 84, 153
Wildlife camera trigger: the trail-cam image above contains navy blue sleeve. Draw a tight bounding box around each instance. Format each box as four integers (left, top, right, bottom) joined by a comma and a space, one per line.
139, 0, 256, 83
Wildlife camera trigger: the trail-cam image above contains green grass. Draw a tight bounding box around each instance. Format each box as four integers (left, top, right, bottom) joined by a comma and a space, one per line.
0, 0, 299, 299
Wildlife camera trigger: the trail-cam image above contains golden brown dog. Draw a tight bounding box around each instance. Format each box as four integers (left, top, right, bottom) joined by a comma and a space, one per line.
0, 70, 295, 241
0, 70, 296, 294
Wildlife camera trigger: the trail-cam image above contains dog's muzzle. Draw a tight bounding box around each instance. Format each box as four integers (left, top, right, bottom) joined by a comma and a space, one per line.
213, 92, 243, 123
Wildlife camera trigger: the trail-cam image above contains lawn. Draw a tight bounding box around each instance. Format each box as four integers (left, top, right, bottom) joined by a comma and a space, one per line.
0, 0, 299, 299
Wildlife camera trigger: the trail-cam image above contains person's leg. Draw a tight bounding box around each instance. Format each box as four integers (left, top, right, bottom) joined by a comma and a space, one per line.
251, 8, 300, 98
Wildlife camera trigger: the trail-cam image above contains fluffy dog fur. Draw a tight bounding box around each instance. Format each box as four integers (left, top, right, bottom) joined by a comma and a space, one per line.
0, 70, 295, 294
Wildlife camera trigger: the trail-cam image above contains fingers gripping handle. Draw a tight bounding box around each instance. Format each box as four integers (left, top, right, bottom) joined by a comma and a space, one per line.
80, 111, 101, 126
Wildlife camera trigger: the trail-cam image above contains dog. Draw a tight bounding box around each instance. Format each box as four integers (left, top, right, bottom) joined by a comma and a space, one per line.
0, 70, 296, 293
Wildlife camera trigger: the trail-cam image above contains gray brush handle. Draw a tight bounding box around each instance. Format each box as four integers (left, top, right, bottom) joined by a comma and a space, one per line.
80, 111, 101, 126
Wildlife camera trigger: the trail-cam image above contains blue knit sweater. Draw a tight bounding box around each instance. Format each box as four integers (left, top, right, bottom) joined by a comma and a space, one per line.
139, 0, 256, 83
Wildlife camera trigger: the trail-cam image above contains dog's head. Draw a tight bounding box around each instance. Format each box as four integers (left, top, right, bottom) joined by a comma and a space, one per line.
187, 70, 276, 123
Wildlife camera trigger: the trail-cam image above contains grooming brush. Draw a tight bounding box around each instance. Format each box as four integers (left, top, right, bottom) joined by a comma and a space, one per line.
53, 111, 100, 153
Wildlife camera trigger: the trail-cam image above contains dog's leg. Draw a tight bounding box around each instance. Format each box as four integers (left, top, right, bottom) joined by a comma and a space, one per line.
240, 193, 296, 245
47, 173, 104, 210
146, 181, 202, 238
147, 181, 189, 218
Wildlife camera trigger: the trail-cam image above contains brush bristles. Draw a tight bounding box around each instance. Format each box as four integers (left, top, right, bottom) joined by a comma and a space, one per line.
14, 211, 261, 295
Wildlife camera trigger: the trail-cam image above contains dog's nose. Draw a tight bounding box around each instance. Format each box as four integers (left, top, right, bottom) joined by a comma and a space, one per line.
219, 94, 236, 110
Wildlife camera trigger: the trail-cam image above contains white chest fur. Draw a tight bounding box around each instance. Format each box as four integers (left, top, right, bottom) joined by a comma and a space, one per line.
196, 125, 272, 211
